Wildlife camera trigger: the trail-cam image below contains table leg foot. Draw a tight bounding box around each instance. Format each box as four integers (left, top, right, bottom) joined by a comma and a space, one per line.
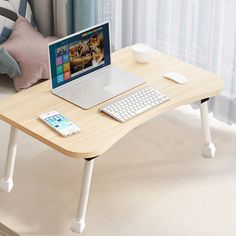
0, 178, 13, 192
71, 220, 85, 233
202, 142, 216, 158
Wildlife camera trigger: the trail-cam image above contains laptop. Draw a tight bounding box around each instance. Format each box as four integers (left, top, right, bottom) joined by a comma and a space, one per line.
48, 22, 144, 109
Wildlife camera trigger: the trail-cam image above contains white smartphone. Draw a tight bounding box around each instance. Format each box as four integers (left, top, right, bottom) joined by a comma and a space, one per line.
39, 111, 80, 137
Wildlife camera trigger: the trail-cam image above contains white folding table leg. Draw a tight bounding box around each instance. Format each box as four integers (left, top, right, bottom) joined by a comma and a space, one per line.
0, 126, 18, 192
200, 98, 216, 158
71, 158, 95, 233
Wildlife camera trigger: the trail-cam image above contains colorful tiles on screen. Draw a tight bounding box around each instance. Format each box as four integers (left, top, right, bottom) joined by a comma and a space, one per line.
63, 54, 69, 63
56, 56, 62, 65
64, 71, 71, 80
56, 65, 63, 75
63, 62, 70, 72
56, 45, 68, 57
55, 46, 71, 84
57, 74, 64, 83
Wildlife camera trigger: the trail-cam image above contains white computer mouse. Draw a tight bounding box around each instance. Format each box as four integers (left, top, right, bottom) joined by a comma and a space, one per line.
163, 72, 188, 84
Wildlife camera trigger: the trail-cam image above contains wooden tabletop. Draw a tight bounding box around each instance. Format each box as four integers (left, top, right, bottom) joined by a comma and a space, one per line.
0, 47, 223, 158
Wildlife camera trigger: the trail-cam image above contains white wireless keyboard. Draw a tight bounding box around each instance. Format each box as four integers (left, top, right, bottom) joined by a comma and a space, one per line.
100, 86, 170, 122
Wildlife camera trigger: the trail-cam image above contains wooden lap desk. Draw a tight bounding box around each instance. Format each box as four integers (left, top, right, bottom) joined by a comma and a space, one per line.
0, 47, 223, 233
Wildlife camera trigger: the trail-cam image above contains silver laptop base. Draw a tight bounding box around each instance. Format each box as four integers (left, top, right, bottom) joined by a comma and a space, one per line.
53, 66, 145, 109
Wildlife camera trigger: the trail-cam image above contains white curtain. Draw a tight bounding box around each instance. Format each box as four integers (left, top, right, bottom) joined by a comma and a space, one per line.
95, 0, 236, 125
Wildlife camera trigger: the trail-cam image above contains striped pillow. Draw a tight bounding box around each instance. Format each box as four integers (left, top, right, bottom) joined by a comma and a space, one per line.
0, 0, 35, 43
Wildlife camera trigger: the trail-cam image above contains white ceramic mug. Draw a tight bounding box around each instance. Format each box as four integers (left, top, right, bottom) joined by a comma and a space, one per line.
131, 43, 153, 63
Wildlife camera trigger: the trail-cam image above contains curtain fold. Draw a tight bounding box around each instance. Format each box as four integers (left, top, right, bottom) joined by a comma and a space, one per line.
73, 0, 95, 31
31, 0, 96, 37
30, 0, 53, 36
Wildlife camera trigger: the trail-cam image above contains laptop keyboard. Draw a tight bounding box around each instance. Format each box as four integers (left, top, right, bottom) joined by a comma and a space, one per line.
100, 86, 170, 122
57, 76, 109, 97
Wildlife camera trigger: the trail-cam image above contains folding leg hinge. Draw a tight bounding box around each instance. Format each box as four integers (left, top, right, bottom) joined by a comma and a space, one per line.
84, 156, 99, 161
201, 98, 209, 103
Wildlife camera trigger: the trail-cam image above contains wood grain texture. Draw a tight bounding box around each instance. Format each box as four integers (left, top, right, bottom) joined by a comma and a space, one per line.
0, 47, 223, 158
0, 222, 19, 236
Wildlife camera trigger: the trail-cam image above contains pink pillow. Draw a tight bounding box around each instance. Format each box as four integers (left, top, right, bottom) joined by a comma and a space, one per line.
2, 17, 57, 91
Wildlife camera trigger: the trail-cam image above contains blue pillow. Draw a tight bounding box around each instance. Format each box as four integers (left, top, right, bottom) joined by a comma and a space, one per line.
0, 47, 21, 77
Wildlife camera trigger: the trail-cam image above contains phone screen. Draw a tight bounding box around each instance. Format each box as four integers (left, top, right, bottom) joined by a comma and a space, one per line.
45, 114, 72, 131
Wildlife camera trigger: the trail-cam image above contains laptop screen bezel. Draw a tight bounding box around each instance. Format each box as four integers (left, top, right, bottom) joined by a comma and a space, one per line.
48, 21, 111, 91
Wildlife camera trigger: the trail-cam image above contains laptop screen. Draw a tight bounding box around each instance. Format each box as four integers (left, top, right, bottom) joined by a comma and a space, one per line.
49, 22, 111, 89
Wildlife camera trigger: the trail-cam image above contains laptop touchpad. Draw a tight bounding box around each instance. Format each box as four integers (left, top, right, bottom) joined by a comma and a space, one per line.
102, 83, 126, 94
